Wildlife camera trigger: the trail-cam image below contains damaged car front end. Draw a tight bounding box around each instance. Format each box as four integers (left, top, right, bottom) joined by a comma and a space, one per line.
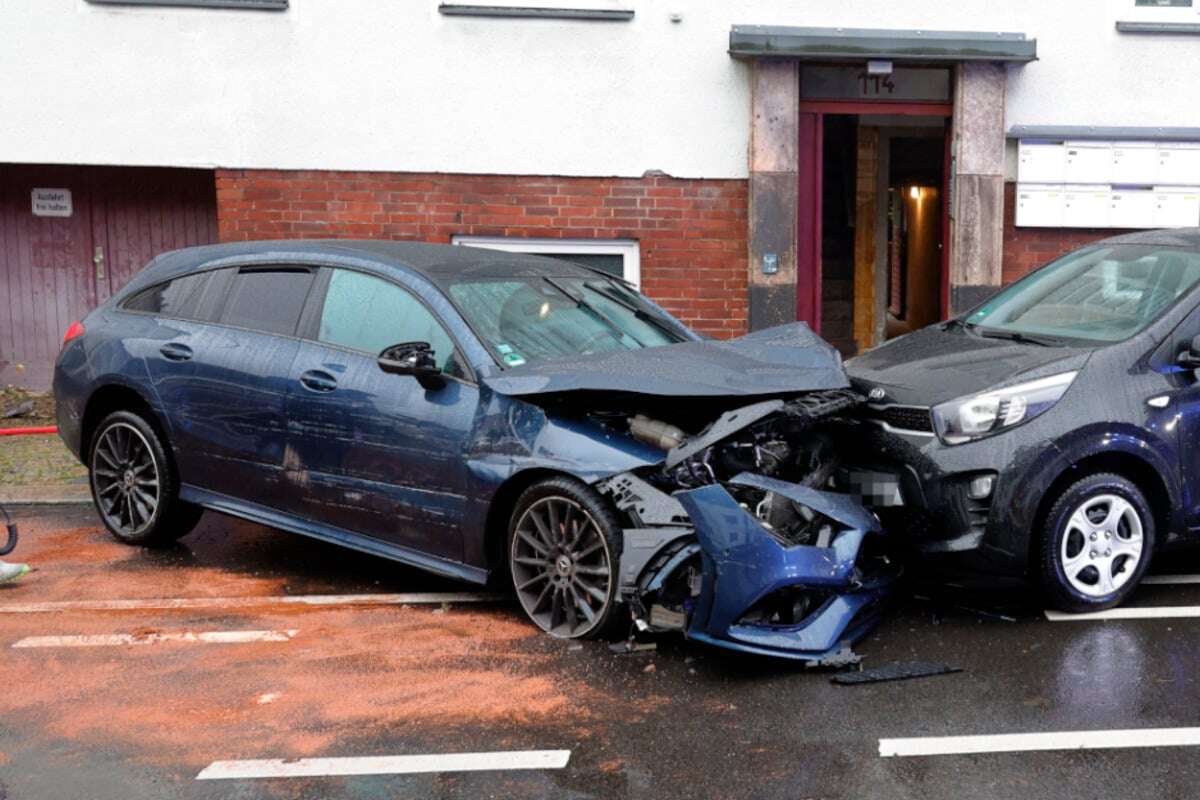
484, 324, 900, 662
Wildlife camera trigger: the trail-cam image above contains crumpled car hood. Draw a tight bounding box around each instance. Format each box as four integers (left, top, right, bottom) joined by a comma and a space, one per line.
481, 322, 849, 398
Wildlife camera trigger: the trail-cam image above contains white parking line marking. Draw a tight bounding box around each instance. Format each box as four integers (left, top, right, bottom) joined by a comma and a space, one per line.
880, 727, 1200, 757
13, 630, 298, 648
0, 592, 500, 614
196, 750, 572, 780
1044, 606, 1200, 621
1143, 574, 1200, 585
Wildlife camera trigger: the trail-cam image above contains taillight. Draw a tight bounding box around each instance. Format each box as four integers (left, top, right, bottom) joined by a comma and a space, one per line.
62, 320, 85, 346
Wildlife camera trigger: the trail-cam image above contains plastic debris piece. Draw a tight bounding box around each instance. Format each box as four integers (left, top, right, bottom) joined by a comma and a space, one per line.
1, 400, 34, 419
831, 661, 962, 685
609, 640, 657, 655
807, 646, 863, 670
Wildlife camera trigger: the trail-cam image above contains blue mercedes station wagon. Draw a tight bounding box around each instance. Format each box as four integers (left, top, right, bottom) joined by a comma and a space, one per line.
54, 240, 894, 661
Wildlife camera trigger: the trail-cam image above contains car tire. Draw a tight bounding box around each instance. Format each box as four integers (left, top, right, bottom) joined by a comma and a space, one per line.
507, 476, 625, 639
88, 410, 203, 547
1039, 472, 1155, 613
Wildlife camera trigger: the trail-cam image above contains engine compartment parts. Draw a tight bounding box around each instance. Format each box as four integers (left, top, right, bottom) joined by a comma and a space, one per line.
628, 415, 687, 451
591, 388, 900, 663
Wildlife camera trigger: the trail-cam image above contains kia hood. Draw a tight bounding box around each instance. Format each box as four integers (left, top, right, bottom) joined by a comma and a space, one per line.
847, 325, 1094, 406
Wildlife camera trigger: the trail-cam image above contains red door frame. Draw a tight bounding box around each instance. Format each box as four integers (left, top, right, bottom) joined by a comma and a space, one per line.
796, 99, 954, 333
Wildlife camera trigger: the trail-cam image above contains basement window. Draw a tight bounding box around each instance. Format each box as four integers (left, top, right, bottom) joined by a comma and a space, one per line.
452, 236, 641, 287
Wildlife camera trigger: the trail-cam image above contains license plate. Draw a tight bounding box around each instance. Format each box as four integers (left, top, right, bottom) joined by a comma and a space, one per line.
843, 470, 904, 508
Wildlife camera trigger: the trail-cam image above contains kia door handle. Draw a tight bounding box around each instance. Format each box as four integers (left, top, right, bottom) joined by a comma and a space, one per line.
159, 343, 193, 362
299, 369, 338, 393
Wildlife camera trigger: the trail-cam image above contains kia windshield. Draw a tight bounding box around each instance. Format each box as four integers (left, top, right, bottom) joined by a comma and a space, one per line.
964, 244, 1200, 343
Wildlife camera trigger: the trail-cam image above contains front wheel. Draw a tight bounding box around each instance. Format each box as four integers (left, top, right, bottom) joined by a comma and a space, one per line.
88, 410, 203, 546
1039, 473, 1155, 613
507, 477, 624, 639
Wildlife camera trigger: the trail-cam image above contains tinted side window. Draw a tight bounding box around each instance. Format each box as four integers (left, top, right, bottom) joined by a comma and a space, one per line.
318, 269, 464, 377
122, 272, 212, 319
219, 268, 315, 336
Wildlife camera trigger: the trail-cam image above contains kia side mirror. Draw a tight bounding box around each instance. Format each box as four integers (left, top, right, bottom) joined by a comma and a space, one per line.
1178, 334, 1200, 370
378, 341, 445, 390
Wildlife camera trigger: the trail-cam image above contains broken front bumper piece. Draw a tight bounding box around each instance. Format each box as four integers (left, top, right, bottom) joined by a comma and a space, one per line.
618, 472, 897, 662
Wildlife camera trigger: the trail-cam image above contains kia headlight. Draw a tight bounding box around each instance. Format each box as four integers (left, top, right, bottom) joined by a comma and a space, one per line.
931, 371, 1078, 445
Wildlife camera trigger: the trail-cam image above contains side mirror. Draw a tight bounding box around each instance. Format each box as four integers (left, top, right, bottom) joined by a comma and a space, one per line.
378, 341, 445, 390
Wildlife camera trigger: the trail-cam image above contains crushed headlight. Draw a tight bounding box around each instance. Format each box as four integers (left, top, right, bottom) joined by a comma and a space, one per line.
931, 371, 1077, 445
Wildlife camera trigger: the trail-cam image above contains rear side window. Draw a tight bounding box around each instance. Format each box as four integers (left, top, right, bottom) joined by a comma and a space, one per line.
122, 272, 213, 319
219, 268, 315, 336
318, 269, 465, 377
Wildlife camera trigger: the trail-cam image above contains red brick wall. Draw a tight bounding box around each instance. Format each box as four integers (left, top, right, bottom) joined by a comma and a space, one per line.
215, 169, 748, 338
1001, 183, 1135, 284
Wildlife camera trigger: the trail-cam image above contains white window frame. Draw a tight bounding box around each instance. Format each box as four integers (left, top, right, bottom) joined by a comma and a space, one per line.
1125, 0, 1197, 20
451, 236, 641, 288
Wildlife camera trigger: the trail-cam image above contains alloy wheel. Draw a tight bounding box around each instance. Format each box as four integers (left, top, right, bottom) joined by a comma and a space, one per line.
1059, 493, 1144, 598
91, 422, 161, 537
511, 496, 613, 638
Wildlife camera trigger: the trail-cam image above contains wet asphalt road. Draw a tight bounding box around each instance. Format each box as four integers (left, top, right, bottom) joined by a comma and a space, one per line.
5, 505, 1200, 799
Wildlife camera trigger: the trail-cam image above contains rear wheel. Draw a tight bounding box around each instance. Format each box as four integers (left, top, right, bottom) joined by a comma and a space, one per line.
88, 410, 202, 546
1039, 473, 1154, 613
507, 477, 623, 639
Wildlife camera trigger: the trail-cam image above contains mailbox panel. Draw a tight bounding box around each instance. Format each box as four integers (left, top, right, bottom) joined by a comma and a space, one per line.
1111, 143, 1158, 186
1018, 142, 1066, 184
1110, 188, 1157, 229
1015, 184, 1064, 228
1157, 144, 1200, 185
1064, 141, 1113, 184
1154, 187, 1200, 228
1063, 185, 1111, 228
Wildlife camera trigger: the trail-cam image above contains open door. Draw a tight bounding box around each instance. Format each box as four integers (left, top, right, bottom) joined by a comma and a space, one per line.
795, 73, 954, 355
796, 111, 822, 331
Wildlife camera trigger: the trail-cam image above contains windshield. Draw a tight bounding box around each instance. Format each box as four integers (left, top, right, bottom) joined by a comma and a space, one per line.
448, 276, 690, 366
964, 244, 1200, 343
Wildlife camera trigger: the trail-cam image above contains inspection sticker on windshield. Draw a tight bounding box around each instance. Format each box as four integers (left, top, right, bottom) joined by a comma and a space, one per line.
496, 344, 526, 366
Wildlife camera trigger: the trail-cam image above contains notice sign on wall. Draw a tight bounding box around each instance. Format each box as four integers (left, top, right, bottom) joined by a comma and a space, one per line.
31, 188, 72, 218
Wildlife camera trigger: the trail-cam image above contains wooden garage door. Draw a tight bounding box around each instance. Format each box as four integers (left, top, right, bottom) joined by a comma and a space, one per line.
0, 165, 217, 390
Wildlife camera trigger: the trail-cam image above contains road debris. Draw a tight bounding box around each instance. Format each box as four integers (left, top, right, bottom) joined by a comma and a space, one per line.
831, 661, 962, 686
1, 400, 34, 419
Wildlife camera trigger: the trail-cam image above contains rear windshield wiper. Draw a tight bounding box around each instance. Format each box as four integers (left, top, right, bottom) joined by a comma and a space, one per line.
976, 328, 1059, 347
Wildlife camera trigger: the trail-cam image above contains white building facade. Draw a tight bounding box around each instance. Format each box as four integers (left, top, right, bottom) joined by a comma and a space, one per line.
4, 0, 1200, 387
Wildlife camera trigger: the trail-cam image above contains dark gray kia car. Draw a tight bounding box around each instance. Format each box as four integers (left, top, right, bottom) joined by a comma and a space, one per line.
845, 230, 1200, 612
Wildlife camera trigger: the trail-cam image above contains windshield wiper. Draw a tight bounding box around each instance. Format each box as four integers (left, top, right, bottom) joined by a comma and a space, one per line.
580, 282, 686, 342
542, 277, 645, 347
977, 328, 1059, 347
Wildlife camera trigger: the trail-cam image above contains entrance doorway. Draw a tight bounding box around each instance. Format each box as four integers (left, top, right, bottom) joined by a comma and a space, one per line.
796, 66, 953, 356
0, 164, 218, 389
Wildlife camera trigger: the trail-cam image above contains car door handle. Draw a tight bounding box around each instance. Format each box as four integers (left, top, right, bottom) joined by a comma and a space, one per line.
299, 369, 338, 393
159, 343, 193, 362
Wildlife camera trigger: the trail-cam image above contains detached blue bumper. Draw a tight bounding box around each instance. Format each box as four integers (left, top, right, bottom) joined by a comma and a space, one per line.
673, 473, 896, 662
